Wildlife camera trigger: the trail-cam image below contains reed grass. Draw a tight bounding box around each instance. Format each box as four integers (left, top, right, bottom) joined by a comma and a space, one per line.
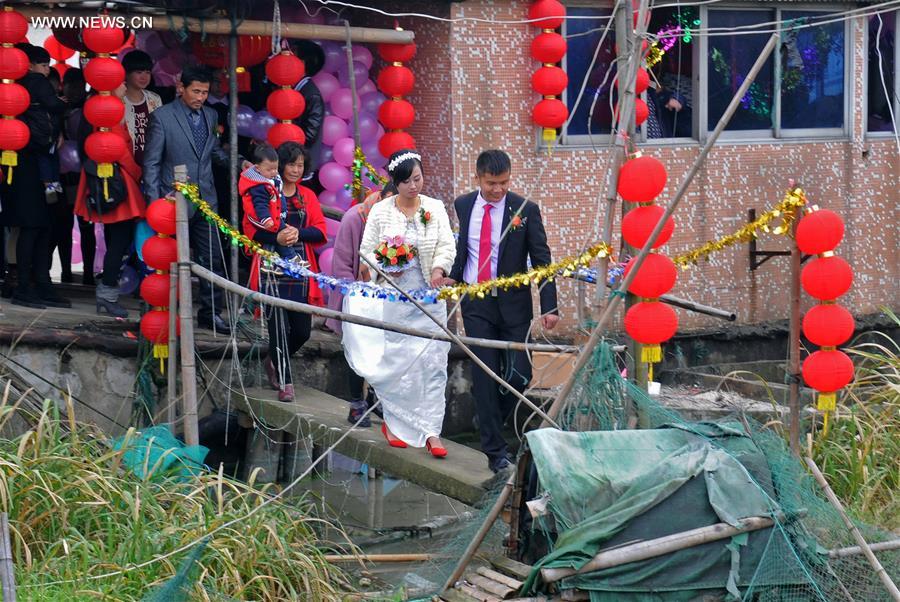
0, 390, 354, 601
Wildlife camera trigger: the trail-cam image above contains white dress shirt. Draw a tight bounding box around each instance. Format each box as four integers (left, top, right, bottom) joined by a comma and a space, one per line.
463, 191, 506, 284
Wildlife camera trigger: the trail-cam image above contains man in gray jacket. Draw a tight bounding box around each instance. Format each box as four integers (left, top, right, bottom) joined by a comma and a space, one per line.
143, 65, 246, 333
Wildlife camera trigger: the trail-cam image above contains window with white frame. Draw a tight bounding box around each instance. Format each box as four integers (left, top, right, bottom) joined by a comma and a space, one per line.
867, 10, 898, 133
559, 4, 851, 145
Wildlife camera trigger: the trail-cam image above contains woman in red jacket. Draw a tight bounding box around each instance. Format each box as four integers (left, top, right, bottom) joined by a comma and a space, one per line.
253, 142, 326, 402
74, 82, 145, 318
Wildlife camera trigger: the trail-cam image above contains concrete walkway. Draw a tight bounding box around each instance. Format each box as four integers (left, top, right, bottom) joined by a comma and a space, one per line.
232, 384, 498, 506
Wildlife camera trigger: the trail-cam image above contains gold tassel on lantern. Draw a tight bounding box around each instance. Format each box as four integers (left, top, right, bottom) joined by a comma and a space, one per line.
1, 150, 17, 184
818, 392, 836, 437
153, 343, 169, 373
642, 344, 662, 382
98, 163, 113, 199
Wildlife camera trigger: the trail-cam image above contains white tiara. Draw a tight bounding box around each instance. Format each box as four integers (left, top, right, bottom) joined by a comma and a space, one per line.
387, 152, 421, 173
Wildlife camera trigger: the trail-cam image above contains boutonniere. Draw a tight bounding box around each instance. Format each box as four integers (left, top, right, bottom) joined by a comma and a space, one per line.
509, 210, 527, 232
418, 207, 432, 227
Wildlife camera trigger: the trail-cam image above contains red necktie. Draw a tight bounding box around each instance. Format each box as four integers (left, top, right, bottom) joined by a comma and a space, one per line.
478, 203, 493, 283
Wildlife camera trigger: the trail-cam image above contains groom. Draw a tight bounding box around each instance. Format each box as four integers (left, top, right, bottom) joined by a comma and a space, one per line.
447, 150, 559, 473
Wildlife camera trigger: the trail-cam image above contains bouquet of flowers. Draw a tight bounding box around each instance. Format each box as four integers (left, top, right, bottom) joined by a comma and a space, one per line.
375, 235, 418, 272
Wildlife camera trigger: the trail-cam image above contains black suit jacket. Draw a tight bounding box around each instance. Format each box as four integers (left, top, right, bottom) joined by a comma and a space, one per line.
449, 191, 558, 324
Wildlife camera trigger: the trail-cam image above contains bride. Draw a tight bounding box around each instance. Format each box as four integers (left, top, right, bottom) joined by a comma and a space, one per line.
342, 150, 456, 457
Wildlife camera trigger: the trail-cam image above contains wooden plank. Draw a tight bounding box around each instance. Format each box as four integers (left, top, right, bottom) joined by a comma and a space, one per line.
458, 583, 502, 602
489, 556, 533, 581
464, 573, 514, 598
475, 566, 523, 591
441, 590, 482, 602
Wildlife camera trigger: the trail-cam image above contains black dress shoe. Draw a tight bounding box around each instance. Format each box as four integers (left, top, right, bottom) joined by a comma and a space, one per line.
37, 291, 72, 309
489, 455, 515, 474
10, 292, 46, 309
198, 315, 231, 334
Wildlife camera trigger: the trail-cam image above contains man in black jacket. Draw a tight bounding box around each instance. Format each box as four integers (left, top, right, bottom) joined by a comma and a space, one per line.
447, 150, 559, 473
290, 40, 325, 177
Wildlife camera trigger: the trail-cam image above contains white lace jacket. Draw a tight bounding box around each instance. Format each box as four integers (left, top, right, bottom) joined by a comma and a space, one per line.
360, 194, 456, 283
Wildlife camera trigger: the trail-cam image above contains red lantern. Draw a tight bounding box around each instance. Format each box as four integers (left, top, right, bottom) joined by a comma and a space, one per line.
796, 209, 845, 255
140, 273, 172, 308
82, 27, 126, 55
51, 27, 89, 53
0, 47, 29, 80
84, 94, 125, 128
802, 304, 855, 347
265, 51, 305, 87
377, 65, 415, 97
633, 98, 649, 126
624, 301, 678, 344
143, 235, 178, 272
378, 99, 415, 130
529, 0, 566, 29
85, 131, 126, 164
266, 89, 306, 121
52, 63, 70, 79
616, 68, 649, 95
618, 155, 667, 202
532, 98, 568, 129
379, 131, 416, 159
0, 84, 29, 117
0, 8, 28, 45
146, 198, 177, 236
377, 43, 416, 64
801, 256, 852, 301
531, 66, 568, 96
44, 35, 75, 62
624, 254, 677, 298
140, 309, 171, 344
191, 34, 271, 69
0, 118, 30, 182
531, 32, 567, 64
802, 349, 853, 395
267, 122, 306, 149
622, 205, 674, 249
84, 58, 126, 92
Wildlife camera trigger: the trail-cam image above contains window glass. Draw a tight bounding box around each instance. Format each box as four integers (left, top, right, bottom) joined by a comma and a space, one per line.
564, 6, 616, 138
781, 12, 845, 129
868, 11, 896, 132
645, 7, 698, 139
707, 10, 775, 131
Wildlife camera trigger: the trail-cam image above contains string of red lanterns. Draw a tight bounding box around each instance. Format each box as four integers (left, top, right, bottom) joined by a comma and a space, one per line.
529, 0, 568, 147
265, 50, 307, 148
141, 198, 179, 371
619, 153, 677, 381
376, 36, 417, 158
0, 7, 30, 184
797, 206, 854, 434
82, 23, 127, 200
43, 34, 75, 79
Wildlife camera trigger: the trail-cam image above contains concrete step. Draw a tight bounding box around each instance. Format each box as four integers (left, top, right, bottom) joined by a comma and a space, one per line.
232, 384, 497, 506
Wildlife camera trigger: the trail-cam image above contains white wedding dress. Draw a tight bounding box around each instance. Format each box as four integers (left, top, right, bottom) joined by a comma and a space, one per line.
342, 219, 450, 447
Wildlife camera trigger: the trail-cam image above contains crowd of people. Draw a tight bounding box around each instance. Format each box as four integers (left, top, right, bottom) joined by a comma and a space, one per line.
0, 42, 560, 473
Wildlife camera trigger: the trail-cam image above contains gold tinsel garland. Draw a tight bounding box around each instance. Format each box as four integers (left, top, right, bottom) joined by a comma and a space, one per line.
437, 242, 614, 301
672, 188, 807, 269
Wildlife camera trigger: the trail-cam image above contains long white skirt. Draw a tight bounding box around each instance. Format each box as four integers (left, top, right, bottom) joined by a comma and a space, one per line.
342, 294, 450, 448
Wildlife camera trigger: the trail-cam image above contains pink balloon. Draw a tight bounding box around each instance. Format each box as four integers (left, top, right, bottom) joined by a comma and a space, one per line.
321, 115, 348, 147
318, 247, 335, 275
352, 45, 373, 69
318, 190, 338, 208
332, 137, 356, 167
71, 217, 82, 265
318, 162, 352, 192
330, 88, 358, 120
312, 71, 340, 102
357, 78, 376, 96
325, 218, 341, 239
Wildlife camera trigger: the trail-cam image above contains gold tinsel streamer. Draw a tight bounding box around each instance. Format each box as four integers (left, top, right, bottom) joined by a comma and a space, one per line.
672, 188, 807, 269
437, 242, 613, 301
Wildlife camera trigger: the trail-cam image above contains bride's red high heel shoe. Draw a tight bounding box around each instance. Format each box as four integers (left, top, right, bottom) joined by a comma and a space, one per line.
426, 438, 447, 458
381, 423, 407, 448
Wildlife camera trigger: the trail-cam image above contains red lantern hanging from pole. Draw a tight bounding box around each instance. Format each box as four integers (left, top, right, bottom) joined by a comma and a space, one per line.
529, 0, 568, 148
0, 7, 29, 183
141, 198, 179, 371
264, 50, 308, 148
377, 35, 418, 158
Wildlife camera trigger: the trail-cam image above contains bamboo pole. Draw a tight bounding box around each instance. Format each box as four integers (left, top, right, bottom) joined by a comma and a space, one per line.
166, 264, 178, 432
190, 263, 618, 355
830, 539, 900, 559
443, 34, 780, 590
228, 12, 240, 288
16, 7, 415, 44
323, 553, 436, 563
788, 180, 802, 454
344, 22, 365, 204
541, 516, 775, 583
175, 165, 200, 447
805, 458, 900, 600
0, 513, 16, 602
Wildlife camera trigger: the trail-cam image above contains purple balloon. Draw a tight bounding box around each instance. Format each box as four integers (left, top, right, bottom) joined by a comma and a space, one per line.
358, 112, 380, 143
325, 217, 341, 238
318, 247, 335, 276
337, 61, 370, 88
251, 110, 277, 140
321, 115, 349, 147
318, 145, 334, 166
118, 265, 139, 296
361, 138, 387, 168
332, 137, 356, 167
318, 189, 338, 208
140, 31, 167, 60
319, 162, 352, 192
321, 41, 344, 74
334, 187, 354, 211
360, 91, 385, 116
312, 71, 340, 102
236, 105, 255, 137
59, 140, 80, 174
330, 89, 358, 120
351, 45, 373, 70
357, 79, 376, 96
